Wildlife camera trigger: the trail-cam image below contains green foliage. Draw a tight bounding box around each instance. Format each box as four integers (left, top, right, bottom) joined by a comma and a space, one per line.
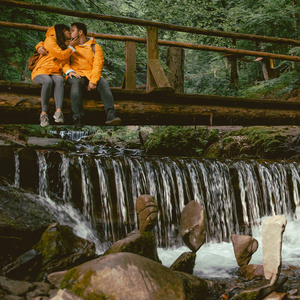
1, 0, 299, 98
222, 126, 286, 158
145, 126, 219, 156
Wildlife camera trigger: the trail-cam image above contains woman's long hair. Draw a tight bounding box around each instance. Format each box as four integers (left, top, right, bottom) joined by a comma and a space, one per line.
54, 24, 70, 50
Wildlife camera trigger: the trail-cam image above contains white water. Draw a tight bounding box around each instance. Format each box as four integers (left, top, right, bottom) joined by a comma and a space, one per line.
158, 216, 300, 278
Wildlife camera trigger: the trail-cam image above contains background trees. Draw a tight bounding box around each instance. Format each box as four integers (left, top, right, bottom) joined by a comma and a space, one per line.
0, 0, 299, 98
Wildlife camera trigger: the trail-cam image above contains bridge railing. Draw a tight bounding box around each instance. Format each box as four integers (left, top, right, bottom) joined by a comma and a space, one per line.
1, 0, 300, 91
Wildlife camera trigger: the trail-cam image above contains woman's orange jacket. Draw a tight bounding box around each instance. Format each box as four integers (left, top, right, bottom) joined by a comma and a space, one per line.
31, 26, 73, 80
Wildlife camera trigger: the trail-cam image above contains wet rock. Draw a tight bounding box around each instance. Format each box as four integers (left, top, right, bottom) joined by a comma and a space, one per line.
175, 271, 209, 300
233, 276, 288, 300
262, 215, 287, 284
50, 289, 83, 300
32, 223, 96, 281
180, 200, 206, 252
104, 229, 161, 263
57, 252, 186, 300
238, 264, 264, 280
170, 252, 196, 274
2, 249, 42, 281
231, 234, 258, 266
135, 195, 158, 231
0, 276, 34, 296
47, 271, 67, 288
3, 295, 24, 300
263, 291, 288, 299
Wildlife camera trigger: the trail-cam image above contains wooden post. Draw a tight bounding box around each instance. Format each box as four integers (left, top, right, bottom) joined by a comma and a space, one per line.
125, 41, 136, 89
230, 39, 238, 89
147, 26, 158, 89
167, 47, 185, 93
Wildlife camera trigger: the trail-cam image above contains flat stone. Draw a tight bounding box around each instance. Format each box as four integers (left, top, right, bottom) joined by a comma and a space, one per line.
231, 234, 258, 266
27, 137, 63, 147
262, 215, 287, 284
238, 264, 264, 280
135, 195, 158, 231
0, 276, 34, 296
264, 291, 288, 299
180, 200, 206, 252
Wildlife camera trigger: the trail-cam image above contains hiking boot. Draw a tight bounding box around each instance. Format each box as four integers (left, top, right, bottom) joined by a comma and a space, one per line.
40, 113, 50, 127
53, 110, 64, 124
105, 109, 121, 126
74, 117, 84, 130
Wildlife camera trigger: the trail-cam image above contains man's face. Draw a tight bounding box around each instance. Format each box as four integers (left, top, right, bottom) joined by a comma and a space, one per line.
70, 26, 79, 39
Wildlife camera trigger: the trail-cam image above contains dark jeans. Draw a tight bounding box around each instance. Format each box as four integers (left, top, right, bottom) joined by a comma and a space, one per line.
67, 76, 115, 120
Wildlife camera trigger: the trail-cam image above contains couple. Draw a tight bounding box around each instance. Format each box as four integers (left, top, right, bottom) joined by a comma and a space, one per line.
32, 22, 121, 128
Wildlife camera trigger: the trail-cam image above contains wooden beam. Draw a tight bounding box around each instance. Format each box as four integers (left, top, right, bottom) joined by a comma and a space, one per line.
1, 21, 300, 62
148, 59, 171, 88
1, 81, 300, 126
147, 26, 159, 89
125, 41, 136, 89
1, 0, 300, 46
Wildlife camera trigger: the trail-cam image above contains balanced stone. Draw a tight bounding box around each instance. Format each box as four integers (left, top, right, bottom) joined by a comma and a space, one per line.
262, 215, 287, 285
136, 195, 158, 231
231, 234, 258, 266
180, 200, 206, 252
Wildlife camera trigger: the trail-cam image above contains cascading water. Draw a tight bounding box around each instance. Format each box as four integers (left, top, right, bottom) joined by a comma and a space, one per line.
10, 147, 300, 278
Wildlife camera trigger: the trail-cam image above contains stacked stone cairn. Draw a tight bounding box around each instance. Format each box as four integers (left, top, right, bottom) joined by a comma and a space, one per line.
230, 215, 291, 299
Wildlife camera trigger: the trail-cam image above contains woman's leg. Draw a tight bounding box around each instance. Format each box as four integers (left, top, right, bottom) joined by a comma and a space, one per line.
52, 75, 64, 111
33, 74, 53, 112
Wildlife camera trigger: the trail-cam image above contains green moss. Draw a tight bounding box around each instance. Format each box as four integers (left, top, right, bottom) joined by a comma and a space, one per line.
233, 290, 260, 300
60, 268, 110, 300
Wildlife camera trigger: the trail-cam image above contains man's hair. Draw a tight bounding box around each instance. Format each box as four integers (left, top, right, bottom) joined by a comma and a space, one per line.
54, 24, 70, 50
71, 22, 87, 36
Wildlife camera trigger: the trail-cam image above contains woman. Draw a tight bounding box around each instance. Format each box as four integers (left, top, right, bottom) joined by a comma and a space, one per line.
32, 24, 79, 127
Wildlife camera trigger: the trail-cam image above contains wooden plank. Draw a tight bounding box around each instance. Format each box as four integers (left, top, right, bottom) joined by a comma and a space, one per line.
148, 59, 171, 88
1, 81, 300, 126
125, 41, 136, 89
1, 1, 300, 46
147, 26, 158, 89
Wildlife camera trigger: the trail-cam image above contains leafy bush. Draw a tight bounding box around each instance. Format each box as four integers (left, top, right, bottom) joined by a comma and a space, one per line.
145, 126, 219, 156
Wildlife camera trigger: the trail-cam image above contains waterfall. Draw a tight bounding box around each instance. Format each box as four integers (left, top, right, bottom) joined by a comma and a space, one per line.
25, 150, 300, 250
13, 151, 20, 188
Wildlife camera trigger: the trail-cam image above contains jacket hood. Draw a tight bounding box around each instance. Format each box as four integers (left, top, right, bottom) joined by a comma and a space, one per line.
46, 26, 56, 38
85, 36, 96, 45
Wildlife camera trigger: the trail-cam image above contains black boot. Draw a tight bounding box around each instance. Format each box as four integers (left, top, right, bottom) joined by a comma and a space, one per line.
105, 109, 121, 126
74, 117, 84, 130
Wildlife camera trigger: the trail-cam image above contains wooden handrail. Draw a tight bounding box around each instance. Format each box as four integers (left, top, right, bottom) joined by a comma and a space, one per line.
1, 0, 300, 46
1, 21, 300, 62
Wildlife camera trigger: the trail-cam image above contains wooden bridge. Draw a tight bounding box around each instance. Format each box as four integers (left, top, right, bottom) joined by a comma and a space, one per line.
1, 0, 300, 126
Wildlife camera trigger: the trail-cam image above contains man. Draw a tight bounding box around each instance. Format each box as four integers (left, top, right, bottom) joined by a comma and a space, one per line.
38, 22, 121, 129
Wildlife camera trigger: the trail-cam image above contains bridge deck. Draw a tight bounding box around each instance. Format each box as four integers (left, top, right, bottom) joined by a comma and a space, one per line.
0, 81, 300, 126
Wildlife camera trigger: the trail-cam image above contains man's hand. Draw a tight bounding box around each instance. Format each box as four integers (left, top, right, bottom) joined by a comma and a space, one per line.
68, 72, 81, 78
88, 82, 96, 91
37, 46, 48, 55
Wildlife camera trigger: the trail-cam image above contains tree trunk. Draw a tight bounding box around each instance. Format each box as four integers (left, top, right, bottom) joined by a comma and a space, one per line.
167, 47, 185, 93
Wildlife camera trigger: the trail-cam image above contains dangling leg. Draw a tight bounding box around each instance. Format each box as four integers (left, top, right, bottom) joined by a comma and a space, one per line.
96, 77, 121, 125
33, 74, 53, 127
52, 75, 65, 124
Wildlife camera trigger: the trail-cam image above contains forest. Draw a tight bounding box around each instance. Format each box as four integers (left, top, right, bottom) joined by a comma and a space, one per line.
0, 0, 299, 99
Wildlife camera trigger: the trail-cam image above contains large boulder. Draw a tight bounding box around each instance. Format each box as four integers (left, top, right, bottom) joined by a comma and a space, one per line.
135, 195, 158, 231
104, 230, 161, 263
180, 200, 206, 252
262, 215, 287, 285
231, 234, 258, 266
32, 222, 96, 281
50, 252, 187, 300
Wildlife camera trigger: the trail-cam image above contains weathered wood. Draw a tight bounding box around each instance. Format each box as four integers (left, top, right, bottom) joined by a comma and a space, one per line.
167, 47, 185, 93
125, 41, 136, 89
1, 21, 300, 63
1, 0, 300, 46
148, 59, 171, 88
147, 27, 159, 89
1, 81, 300, 126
